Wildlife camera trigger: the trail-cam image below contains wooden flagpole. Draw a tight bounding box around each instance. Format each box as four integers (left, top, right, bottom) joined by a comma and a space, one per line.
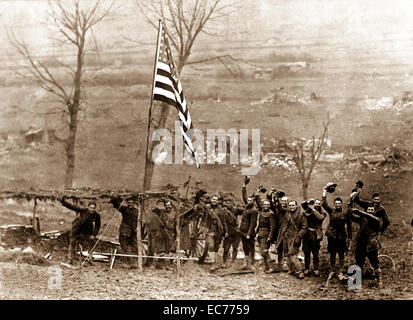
140, 21, 162, 270
137, 199, 143, 273
143, 19, 162, 192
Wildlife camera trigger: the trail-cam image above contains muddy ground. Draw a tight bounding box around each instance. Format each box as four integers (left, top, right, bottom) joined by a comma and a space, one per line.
1, 230, 412, 300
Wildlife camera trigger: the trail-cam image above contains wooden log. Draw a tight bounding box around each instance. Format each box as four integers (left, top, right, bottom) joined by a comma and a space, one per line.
93, 252, 198, 260
218, 270, 254, 277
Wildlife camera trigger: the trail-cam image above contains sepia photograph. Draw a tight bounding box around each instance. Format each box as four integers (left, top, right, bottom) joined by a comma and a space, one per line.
0, 0, 412, 305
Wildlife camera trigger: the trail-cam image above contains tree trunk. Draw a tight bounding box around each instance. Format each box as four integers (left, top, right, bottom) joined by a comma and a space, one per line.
64, 33, 83, 189
302, 179, 309, 200
64, 112, 78, 189
143, 158, 155, 192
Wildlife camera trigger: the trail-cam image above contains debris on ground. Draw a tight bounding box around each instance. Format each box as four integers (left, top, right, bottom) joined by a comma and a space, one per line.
250, 87, 310, 107
359, 94, 413, 112
0, 246, 51, 266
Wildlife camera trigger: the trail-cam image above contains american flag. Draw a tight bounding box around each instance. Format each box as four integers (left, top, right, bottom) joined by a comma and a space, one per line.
153, 22, 199, 167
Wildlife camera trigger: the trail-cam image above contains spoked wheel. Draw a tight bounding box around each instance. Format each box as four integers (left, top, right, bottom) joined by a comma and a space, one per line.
188, 218, 206, 259
378, 254, 396, 272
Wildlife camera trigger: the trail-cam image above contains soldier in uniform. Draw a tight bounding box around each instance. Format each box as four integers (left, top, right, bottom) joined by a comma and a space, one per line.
274, 200, 307, 279
254, 194, 276, 272
143, 199, 176, 269
301, 199, 326, 276
198, 195, 227, 271
349, 184, 390, 286
61, 196, 101, 265
144, 200, 163, 267
155, 200, 177, 268
222, 199, 243, 268
239, 177, 258, 270
351, 205, 387, 286
322, 183, 352, 276
110, 197, 139, 268
266, 193, 288, 273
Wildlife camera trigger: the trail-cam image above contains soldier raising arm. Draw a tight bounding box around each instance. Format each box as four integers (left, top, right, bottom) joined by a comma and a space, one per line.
60, 197, 101, 265
301, 199, 326, 276
239, 176, 258, 270
350, 206, 384, 287
350, 185, 390, 234
109, 197, 139, 268
322, 183, 352, 276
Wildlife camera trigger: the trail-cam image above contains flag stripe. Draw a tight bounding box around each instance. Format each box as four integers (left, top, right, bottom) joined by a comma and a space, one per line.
153, 86, 176, 102
153, 93, 178, 109
154, 81, 175, 95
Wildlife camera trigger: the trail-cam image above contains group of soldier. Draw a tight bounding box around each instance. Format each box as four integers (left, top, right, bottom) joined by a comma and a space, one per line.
60, 176, 391, 287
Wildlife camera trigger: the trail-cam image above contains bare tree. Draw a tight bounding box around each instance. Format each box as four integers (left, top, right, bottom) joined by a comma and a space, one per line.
137, 0, 242, 73
136, 0, 243, 191
9, 0, 114, 189
288, 114, 331, 200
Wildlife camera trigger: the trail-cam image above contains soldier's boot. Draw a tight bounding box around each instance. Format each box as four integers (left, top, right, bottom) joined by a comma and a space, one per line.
210, 252, 221, 271
247, 254, 254, 270
85, 259, 94, 266
197, 245, 209, 264
222, 251, 229, 268
67, 242, 77, 265
375, 269, 383, 287
66, 248, 74, 265
277, 251, 284, 268
67, 256, 74, 265
144, 255, 153, 267
130, 257, 138, 269
329, 253, 336, 274
336, 257, 346, 280
231, 249, 238, 265
265, 262, 283, 274
313, 254, 320, 276
240, 255, 249, 270
304, 251, 311, 275
338, 256, 345, 275
155, 253, 164, 269
262, 254, 269, 272
279, 258, 289, 272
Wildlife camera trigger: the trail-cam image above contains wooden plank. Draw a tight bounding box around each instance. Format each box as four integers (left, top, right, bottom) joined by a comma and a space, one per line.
218, 270, 254, 277
110, 248, 117, 270
93, 252, 198, 260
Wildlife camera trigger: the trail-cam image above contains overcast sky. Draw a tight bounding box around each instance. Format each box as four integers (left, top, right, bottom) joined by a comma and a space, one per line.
1, 0, 413, 61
